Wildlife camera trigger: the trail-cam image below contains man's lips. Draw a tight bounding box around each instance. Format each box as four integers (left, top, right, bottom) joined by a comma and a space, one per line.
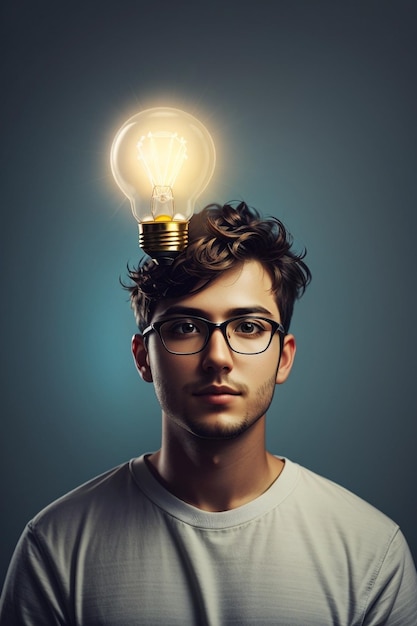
193, 385, 241, 396
192, 386, 242, 404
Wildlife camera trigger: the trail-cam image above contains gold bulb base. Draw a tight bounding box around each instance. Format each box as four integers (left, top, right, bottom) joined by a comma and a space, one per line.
138, 221, 189, 263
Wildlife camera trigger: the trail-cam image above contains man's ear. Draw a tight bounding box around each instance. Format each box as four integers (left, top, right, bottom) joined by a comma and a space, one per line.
132, 334, 153, 383
276, 333, 296, 384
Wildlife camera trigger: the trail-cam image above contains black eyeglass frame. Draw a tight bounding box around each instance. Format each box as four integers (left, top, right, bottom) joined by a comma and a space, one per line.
142, 315, 286, 356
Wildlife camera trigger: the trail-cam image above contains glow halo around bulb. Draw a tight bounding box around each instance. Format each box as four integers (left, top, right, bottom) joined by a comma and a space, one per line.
110, 106, 216, 261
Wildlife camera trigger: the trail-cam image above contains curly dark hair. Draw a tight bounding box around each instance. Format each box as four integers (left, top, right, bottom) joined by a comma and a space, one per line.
124, 202, 311, 333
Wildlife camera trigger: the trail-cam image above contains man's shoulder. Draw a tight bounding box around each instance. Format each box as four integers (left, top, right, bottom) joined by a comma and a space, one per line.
29, 460, 140, 537
286, 459, 399, 538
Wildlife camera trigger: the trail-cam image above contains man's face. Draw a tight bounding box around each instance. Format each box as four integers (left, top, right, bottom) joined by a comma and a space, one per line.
133, 260, 295, 440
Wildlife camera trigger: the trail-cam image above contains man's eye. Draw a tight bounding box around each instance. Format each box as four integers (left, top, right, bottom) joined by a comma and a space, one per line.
169, 321, 200, 335
234, 320, 265, 335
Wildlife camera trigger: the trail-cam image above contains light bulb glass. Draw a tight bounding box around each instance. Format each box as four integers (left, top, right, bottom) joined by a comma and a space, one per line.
110, 107, 216, 259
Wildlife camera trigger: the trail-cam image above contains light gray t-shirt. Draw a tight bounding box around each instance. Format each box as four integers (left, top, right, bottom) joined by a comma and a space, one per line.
1, 456, 416, 625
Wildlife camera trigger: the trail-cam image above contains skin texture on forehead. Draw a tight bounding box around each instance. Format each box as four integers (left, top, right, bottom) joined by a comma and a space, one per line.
152, 261, 280, 322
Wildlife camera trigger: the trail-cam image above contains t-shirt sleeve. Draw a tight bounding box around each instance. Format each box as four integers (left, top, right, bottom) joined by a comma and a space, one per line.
0, 523, 70, 626
362, 528, 417, 625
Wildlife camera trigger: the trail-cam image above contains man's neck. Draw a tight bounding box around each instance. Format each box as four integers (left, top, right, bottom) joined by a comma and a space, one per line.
146, 417, 284, 512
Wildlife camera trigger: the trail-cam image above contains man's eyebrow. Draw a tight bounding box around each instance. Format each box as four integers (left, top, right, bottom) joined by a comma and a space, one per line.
156, 305, 275, 319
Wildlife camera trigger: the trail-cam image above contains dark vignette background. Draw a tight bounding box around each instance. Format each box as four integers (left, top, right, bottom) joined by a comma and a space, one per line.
1, 0, 416, 587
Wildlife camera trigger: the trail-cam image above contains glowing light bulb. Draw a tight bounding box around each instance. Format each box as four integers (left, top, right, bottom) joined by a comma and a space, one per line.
110, 107, 216, 262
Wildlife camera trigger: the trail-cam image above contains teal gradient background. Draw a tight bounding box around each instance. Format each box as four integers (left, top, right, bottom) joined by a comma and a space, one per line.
1, 0, 416, 585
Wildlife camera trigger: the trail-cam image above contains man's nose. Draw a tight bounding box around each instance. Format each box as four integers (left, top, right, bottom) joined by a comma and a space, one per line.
201, 328, 234, 373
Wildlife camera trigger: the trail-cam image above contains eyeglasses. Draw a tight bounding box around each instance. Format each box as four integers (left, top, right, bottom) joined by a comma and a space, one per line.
142, 315, 285, 355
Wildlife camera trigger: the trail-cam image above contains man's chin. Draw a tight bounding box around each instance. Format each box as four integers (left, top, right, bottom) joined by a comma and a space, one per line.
185, 416, 255, 441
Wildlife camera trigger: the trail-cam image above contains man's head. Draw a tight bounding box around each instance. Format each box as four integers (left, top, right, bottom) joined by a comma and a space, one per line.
125, 202, 311, 334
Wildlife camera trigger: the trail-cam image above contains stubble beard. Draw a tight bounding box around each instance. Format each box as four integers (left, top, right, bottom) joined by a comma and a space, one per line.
175, 373, 278, 441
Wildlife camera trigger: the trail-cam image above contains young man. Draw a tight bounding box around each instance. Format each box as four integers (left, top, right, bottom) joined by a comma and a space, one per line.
1, 202, 416, 624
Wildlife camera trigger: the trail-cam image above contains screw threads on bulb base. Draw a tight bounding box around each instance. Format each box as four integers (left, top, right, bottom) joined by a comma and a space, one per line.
138, 221, 189, 263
